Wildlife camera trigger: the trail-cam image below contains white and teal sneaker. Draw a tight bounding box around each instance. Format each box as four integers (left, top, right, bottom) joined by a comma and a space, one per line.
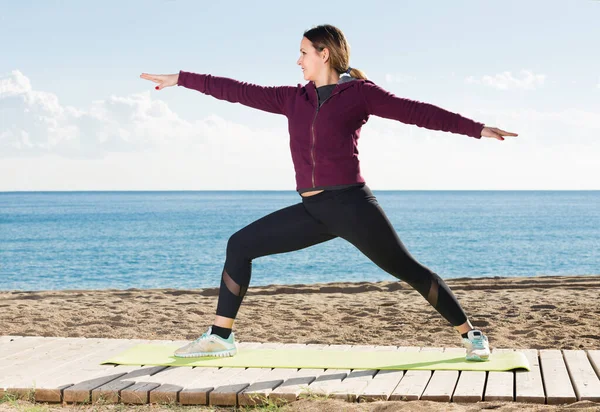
174, 326, 237, 358
462, 329, 490, 361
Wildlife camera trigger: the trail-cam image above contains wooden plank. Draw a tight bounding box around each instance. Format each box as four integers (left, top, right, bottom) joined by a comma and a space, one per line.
29, 338, 148, 402
388, 346, 430, 401
91, 339, 188, 404
0, 337, 74, 377
208, 342, 285, 406
321, 344, 379, 402
120, 381, 163, 405
267, 367, 326, 406
333, 345, 403, 402
89, 363, 170, 404
92, 349, 192, 405
563, 350, 600, 402
484, 348, 514, 401
158, 366, 221, 405
62, 339, 176, 404
0, 337, 116, 395
0, 338, 117, 381
146, 362, 208, 405
297, 344, 353, 400
327, 344, 406, 403
267, 344, 338, 405
539, 349, 577, 404
420, 347, 458, 402
179, 341, 264, 406
209, 366, 272, 406
0, 336, 64, 361
515, 349, 545, 404
115, 337, 229, 405
446, 346, 486, 403
355, 346, 407, 402
238, 343, 308, 407
108, 341, 205, 405
209, 341, 287, 407
0, 334, 21, 392
453, 371, 485, 403
589, 350, 600, 377
46, 339, 147, 403
91, 364, 157, 404
7, 338, 137, 402
177, 341, 263, 406
148, 383, 186, 405
0, 336, 23, 344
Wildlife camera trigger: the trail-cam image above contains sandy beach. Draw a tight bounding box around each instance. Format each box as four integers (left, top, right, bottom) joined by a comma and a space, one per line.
1, 274, 600, 411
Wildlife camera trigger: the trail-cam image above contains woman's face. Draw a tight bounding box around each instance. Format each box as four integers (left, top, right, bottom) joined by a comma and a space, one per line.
297, 37, 324, 81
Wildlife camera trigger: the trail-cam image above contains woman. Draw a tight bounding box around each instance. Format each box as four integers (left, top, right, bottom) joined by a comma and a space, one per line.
140, 24, 517, 361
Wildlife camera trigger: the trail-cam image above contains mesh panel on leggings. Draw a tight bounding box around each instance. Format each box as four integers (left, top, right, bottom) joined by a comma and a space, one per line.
427, 277, 439, 308
222, 269, 248, 298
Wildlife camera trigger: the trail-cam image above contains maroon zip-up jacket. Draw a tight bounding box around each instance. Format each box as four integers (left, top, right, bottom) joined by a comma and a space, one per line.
177, 70, 485, 193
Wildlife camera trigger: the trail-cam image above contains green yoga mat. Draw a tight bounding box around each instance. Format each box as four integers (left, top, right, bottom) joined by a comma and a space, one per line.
102, 344, 530, 372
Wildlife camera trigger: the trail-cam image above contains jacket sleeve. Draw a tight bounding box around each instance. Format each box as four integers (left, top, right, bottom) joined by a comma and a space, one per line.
361, 80, 485, 139
177, 70, 295, 116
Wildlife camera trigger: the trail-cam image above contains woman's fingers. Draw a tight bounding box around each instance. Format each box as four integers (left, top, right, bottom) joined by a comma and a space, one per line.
482, 126, 513, 141
499, 129, 518, 136
140, 73, 178, 90
139, 73, 162, 83
140, 74, 155, 82
492, 127, 518, 136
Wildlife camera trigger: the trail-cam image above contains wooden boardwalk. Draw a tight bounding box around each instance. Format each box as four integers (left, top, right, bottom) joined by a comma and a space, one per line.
1, 335, 599, 407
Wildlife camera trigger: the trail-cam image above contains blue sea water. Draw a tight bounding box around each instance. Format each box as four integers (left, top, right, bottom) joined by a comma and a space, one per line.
1, 191, 598, 291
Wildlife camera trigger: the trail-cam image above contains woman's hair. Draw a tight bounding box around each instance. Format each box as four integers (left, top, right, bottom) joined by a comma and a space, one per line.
303, 24, 368, 80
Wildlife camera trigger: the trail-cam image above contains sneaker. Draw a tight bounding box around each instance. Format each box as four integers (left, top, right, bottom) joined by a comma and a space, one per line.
462, 329, 490, 361
174, 326, 237, 358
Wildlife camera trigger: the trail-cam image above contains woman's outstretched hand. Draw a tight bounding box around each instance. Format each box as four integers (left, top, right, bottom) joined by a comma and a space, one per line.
139, 73, 179, 90
481, 126, 518, 141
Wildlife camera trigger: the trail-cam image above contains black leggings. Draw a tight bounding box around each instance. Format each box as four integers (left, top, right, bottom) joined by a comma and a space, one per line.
216, 183, 468, 327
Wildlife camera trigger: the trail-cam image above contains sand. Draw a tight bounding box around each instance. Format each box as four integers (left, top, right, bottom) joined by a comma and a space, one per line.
1, 274, 600, 411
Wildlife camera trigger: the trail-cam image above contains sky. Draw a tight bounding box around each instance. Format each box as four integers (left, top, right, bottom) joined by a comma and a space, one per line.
1, 0, 599, 191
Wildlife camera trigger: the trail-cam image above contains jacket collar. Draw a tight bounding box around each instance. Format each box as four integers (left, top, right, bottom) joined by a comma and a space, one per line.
304, 74, 358, 106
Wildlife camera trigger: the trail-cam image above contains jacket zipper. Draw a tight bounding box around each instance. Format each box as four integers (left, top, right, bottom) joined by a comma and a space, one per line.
310, 86, 341, 188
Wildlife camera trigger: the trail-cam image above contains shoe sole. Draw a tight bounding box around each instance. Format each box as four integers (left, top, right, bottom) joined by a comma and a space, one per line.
174, 348, 237, 358
466, 354, 490, 362
176, 347, 485, 362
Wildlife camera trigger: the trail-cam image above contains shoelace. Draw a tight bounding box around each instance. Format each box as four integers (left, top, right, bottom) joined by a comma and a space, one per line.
192, 330, 211, 343
470, 335, 488, 350
192, 328, 232, 344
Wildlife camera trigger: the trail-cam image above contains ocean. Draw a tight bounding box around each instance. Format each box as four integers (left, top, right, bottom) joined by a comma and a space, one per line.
1, 190, 598, 291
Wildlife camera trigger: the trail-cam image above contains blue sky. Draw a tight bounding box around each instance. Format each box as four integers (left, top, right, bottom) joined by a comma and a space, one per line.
1, 0, 599, 191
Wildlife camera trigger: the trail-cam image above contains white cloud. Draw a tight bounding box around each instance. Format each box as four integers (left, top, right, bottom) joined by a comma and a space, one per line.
465, 69, 545, 90
0, 70, 285, 160
0, 70, 296, 190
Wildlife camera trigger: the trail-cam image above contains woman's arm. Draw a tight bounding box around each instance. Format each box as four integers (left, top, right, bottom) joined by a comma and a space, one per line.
177, 70, 296, 116
360, 80, 485, 139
